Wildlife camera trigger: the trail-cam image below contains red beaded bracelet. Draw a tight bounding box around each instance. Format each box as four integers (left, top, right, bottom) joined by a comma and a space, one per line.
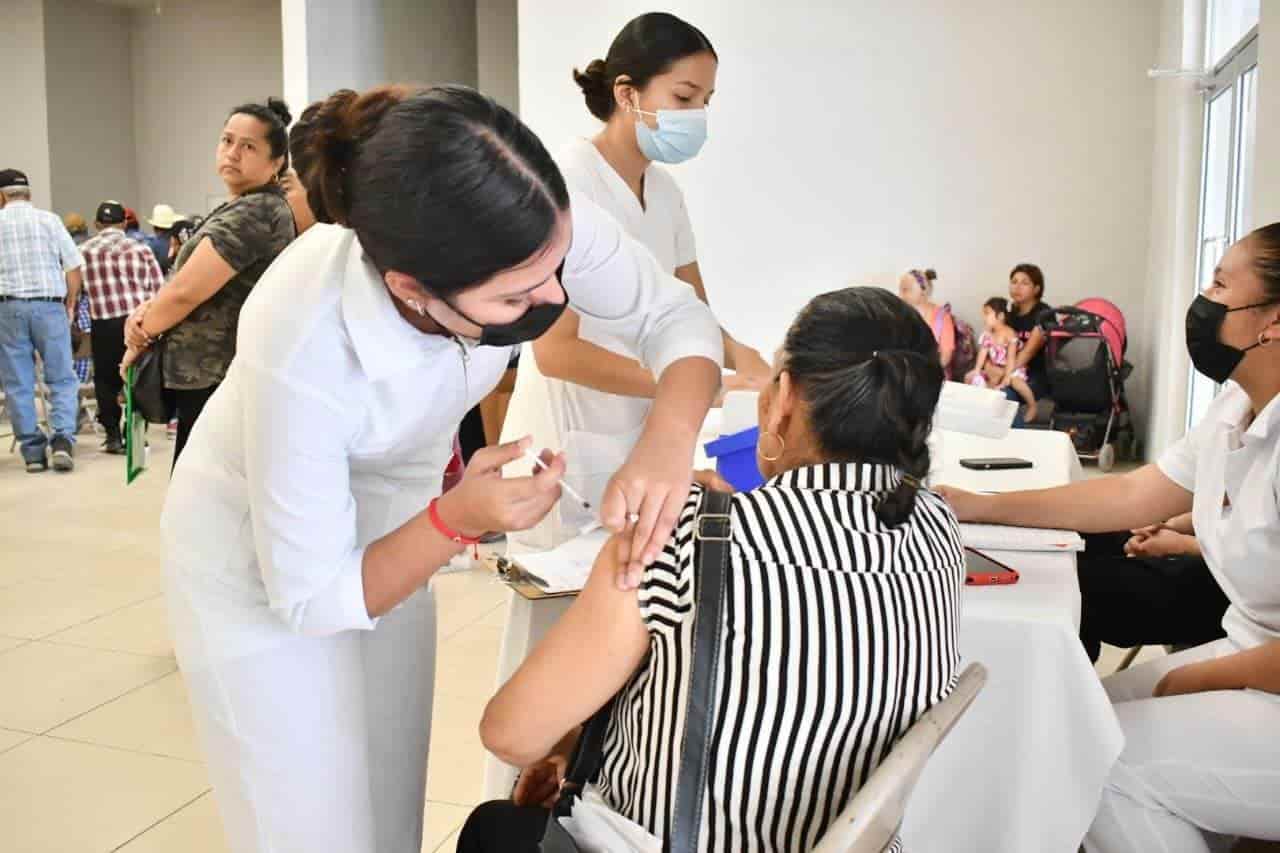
428, 497, 481, 558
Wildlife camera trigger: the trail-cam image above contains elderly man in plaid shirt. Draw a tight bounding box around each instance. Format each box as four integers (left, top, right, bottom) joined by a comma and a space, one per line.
80, 200, 164, 453
0, 169, 85, 473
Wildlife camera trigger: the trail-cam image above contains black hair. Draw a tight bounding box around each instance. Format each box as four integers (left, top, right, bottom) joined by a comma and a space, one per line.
296, 85, 570, 295
573, 12, 717, 122
983, 296, 1009, 317
782, 287, 944, 527
227, 97, 293, 177
1249, 222, 1280, 299
1009, 262, 1045, 299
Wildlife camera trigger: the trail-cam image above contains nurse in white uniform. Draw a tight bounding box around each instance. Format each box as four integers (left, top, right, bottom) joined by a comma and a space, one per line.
502, 12, 769, 545
940, 223, 1280, 852
157, 85, 722, 853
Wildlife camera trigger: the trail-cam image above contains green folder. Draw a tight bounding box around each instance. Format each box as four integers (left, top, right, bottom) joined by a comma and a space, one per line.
123, 365, 147, 483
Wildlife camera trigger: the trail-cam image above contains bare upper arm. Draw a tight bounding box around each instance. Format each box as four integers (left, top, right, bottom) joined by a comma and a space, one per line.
167, 237, 237, 306
479, 534, 650, 767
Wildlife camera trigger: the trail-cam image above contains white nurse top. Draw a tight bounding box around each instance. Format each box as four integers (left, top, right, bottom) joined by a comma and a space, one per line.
501, 140, 702, 546
1157, 382, 1280, 649
160, 193, 721, 667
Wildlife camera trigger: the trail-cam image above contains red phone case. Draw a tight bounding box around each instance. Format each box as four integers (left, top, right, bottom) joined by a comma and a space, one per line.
964, 548, 1021, 586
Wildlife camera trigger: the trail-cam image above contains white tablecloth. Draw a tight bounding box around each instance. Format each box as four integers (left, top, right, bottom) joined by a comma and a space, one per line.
902, 429, 1122, 852
484, 426, 1123, 853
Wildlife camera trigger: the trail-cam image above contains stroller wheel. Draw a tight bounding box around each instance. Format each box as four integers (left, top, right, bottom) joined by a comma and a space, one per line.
1098, 443, 1116, 473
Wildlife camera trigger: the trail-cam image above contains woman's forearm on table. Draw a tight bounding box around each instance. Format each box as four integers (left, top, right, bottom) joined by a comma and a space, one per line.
971, 464, 1193, 533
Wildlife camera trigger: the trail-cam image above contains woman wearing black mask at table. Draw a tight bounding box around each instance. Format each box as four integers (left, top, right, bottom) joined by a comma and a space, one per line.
939, 223, 1280, 852
155, 85, 721, 853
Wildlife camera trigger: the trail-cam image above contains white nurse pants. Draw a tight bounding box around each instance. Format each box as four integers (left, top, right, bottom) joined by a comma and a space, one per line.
171, 580, 437, 853
1084, 638, 1280, 853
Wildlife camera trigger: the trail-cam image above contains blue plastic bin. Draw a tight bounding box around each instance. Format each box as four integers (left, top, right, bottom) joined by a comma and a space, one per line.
703, 426, 764, 491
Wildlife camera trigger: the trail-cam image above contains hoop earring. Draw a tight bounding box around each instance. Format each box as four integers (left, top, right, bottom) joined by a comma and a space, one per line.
757, 430, 785, 462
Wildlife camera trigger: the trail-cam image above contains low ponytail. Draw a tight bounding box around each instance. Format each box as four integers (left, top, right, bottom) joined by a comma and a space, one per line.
782, 288, 944, 528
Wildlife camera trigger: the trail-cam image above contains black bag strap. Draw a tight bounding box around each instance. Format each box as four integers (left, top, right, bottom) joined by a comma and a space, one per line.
666, 487, 732, 852
546, 488, 733, 851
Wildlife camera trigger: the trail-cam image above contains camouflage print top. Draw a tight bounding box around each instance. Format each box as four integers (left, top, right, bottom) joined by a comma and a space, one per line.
163, 185, 295, 389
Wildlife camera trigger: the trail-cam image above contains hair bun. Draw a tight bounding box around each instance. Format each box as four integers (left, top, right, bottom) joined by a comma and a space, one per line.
573, 59, 614, 122
298, 86, 412, 226
266, 96, 293, 127
924, 268, 937, 281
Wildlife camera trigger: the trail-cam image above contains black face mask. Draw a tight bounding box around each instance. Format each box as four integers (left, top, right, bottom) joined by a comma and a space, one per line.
1185, 294, 1277, 384
442, 272, 569, 348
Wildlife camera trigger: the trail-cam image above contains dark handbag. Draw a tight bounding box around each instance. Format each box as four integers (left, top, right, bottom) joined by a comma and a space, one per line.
541, 488, 733, 853
130, 341, 170, 424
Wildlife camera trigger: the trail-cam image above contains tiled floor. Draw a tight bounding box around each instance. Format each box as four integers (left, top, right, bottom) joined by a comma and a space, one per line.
0, 433, 506, 852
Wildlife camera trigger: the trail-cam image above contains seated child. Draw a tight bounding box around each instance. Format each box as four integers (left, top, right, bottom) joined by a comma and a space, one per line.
966, 297, 1037, 422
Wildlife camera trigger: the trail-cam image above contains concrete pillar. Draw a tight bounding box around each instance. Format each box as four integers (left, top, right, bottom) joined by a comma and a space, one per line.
282, 0, 386, 110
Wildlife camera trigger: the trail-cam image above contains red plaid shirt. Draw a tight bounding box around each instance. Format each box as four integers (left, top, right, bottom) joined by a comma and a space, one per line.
80, 228, 164, 320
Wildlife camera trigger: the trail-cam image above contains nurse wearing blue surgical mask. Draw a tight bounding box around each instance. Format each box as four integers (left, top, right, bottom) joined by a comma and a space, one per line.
502, 12, 770, 547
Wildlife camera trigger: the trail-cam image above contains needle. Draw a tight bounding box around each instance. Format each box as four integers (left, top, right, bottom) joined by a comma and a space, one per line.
524, 450, 592, 510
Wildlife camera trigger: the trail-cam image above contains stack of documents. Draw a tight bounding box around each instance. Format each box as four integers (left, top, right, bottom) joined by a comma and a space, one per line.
935, 381, 1019, 439
506, 528, 612, 594
960, 523, 1085, 552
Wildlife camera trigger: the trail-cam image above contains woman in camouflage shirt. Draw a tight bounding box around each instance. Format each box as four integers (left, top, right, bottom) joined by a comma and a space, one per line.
123, 98, 297, 463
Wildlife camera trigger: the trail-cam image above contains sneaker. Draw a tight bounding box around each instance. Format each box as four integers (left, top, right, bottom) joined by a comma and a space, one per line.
24, 453, 48, 474
103, 433, 125, 455
51, 436, 74, 472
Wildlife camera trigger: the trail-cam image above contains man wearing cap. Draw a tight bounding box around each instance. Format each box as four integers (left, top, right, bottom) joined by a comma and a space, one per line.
0, 168, 85, 473
146, 204, 182, 274
80, 201, 165, 453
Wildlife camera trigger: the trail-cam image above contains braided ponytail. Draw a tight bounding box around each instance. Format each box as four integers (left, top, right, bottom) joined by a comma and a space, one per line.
871, 352, 935, 527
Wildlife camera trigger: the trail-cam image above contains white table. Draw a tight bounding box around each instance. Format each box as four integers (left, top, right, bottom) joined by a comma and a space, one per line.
483, 427, 1122, 853
901, 428, 1122, 852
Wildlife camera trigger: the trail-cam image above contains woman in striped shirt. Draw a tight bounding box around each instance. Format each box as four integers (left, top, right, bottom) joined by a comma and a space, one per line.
462, 286, 966, 852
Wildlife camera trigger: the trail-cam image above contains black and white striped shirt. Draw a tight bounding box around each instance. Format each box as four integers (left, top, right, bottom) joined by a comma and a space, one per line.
596, 462, 966, 852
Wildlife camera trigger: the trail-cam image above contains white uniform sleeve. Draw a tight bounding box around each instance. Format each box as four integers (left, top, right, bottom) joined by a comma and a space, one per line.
563, 191, 722, 376
239, 362, 377, 636
672, 184, 698, 268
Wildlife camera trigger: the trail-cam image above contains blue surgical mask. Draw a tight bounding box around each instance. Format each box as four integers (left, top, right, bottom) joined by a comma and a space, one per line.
631, 97, 708, 164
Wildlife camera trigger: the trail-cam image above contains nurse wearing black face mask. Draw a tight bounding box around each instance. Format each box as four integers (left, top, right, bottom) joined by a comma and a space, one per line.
158, 86, 721, 853
936, 223, 1280, 852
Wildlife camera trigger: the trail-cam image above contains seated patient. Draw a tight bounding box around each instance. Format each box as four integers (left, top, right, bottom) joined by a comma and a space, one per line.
461, 287, 967, 852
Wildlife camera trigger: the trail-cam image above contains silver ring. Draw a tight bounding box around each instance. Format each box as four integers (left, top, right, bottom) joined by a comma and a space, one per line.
627, 512, 640, 523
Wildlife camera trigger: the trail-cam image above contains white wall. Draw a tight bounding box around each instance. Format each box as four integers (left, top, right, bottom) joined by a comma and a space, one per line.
1139, 0, 1205, 459
0, 0, 53, 210
130, 0, 283, 221
520, 0, 1162, 428
477, 0, 518, 110
43, 0, 139, 224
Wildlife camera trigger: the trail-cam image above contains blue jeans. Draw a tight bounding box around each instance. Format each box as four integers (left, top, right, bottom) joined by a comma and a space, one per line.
0, 299, 79, 460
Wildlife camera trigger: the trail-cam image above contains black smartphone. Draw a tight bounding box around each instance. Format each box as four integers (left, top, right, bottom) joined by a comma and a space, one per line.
959, 457, 1033, 471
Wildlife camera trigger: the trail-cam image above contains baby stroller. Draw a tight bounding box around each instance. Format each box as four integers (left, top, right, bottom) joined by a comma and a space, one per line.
1039, 298, 1135, 471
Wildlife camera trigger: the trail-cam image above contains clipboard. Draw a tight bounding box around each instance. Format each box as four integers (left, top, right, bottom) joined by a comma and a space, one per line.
482, 553, 582, 600
123, 365, 147, 483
